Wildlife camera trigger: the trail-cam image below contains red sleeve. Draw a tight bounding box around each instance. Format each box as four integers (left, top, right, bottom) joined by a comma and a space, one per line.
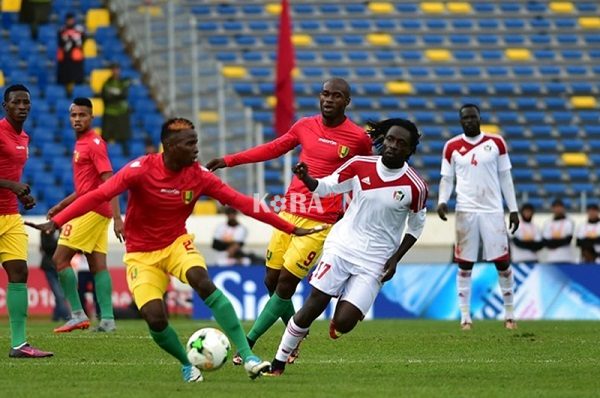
489, 136, 507, 155
361, 134, 373, 156
408, 168, 429, 212
224, 127, 299, 167
53, 163, 135, 226
90, 140, 113, 174
202, 171, 296, 234
334, 157, 358, 183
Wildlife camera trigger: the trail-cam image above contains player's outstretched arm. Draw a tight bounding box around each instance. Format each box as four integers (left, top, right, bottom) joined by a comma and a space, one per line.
25, 220, 58, 235
292, 162, 318, 191
47, 192, 78, 218
205, 158, 227, 171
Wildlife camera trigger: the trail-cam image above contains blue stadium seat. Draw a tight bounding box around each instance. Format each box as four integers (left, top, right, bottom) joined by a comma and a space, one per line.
544, 183, 568, 195
513, 169, 534, 181
510, 154, 529, 167
531, 126, 553, 137
566, 169, 589, 181
562, 140, 585, 152
539, 169, 562, 181
571, 183, 595, 194
535, 154, 558, 166
504, 126, 524, 138
516, 183, 540, 195
557, 126, 579, 137
379, 98, 400, 108
511, 140, 532, 152
452, 20, 473, 30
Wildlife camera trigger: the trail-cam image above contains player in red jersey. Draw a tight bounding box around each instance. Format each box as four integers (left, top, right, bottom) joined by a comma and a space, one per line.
49, 97, 123, 333
266, 118, 427, 376
437, 104, 519, 331
207, 78, 373, 364
28, 118, 324, 382
0, 85, 53, 358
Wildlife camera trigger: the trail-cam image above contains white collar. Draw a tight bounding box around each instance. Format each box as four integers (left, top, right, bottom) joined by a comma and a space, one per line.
376, 157, 408, 182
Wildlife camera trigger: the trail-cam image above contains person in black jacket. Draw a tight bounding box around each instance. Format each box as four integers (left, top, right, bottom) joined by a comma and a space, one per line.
510, 203, 543, 264
40, 230, 70, 321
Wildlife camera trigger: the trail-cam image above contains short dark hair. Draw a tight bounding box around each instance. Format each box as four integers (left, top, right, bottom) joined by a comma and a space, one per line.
521, 203, 535, 212
71, 97, 93, 110
459, 103, 480, 116
551, 198, 565, 207
366, 118, 421, 159
587, 203, 599, 211
160, 117, 195, 143
3, 84, 30, 102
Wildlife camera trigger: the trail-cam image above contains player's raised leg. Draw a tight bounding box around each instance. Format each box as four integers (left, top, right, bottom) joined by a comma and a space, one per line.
52, 244, 90, 332
186, 266, 270, 379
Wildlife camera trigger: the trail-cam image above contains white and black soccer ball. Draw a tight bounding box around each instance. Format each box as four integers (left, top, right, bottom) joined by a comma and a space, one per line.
186, 328, 231, 371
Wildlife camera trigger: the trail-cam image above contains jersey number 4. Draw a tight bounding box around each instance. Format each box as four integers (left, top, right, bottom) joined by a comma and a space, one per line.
470, 153, 478, 166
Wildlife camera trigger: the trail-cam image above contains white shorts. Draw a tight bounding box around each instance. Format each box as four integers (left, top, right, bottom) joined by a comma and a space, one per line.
309, 252, 382, 316
454, 211, 509, 262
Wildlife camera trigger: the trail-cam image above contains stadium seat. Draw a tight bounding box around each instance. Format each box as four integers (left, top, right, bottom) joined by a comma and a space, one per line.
579, 17, 600, 29
505, 49, 531, 61
367, 33, 393, 46
90, 68, 112, 94
368, 2, 394, 14
385, 82, 412, 95
571, 96, 597, 108
90, 98, 104, 116
561, 153, 589, 166
86, 8, 110, 34
222, 66, 247, 79
550, 2, 575, 13
425, 49, 451, 62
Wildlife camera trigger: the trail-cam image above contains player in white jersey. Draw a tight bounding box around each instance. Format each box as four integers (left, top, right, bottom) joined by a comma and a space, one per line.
437, 104, 519, 331
265, 118, 427, 376
576, 203, 600, 263
511, 203, 543, 263
542, 198, 575, 263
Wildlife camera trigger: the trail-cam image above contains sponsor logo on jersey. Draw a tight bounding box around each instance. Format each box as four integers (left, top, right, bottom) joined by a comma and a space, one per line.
393, 190, 405, 201
318, 138, 337, 145
94, 138, 101, 145
73, 150, 80, 162
160, 188, 181, 195
183, 190, 195, 204
130, 161, 141, 168
361, 176, 371, 185
338, 145, 349, 158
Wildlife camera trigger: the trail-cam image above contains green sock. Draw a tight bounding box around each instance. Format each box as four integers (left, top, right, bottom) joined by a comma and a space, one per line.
247, 293, 291, 343
7, 283, 28, 347
94, 270, 114, 320
269, 290, 295, 326
149, 325, 190, 366
205, 289, 253, 361
58, 267, 83, 313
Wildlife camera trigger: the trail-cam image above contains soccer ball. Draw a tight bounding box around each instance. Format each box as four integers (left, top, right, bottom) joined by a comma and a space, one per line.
186, 328, 231, 371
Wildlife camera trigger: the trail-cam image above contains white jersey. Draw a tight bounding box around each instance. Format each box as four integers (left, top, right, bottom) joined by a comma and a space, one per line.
314, 156, 427, 269
542, 217, 575, 263
441, 133, 511, 212
576, 220, 600, 254
510, 220, 542, 263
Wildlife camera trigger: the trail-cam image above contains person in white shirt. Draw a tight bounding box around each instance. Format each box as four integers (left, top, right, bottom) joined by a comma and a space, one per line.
542, 199, 575, 263
437, 103, 519, 331
211, 207, 249, 266
511, 203, 543, 263
576, 203, 600, 263
266, 118, 427, 376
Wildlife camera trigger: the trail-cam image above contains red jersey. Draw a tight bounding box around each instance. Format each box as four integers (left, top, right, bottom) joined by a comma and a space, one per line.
52, 154, 296, 252
224, 115, 372, 223
0, 118, 30, 215
72, 130, 113, 218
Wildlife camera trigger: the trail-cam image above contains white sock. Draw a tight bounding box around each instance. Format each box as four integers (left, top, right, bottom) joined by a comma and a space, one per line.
498, 267, 515, 320
72, 309, 87, 319
275, 318, 309, 363
457, 269, 472, 323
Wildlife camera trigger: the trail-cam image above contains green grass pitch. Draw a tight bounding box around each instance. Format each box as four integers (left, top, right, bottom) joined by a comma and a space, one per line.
1, 319, 599, 398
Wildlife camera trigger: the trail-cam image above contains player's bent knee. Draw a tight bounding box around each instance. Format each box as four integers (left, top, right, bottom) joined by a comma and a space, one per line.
186, 267, 216, 300
275, 269, 302, 299
332, 314, 359, 334
140, 300, 169, 331
3, 260, 28, 282
264, 268, 280, 293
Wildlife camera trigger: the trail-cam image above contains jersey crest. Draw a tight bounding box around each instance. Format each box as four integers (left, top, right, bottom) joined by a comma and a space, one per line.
73, 150, 80, 162
393, 190, 405, 202
183, 190, 194, 204
338, 145, 349, 158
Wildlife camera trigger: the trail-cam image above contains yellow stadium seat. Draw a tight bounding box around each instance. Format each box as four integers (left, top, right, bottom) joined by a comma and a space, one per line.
385, 82, 413, 95
571, 96, 597, 108
420, 2, 445, 13
266, 96, 277, 108
505, 48, 531, 61
221, 66, 247, 79
93, 127, 102, 136
90, 97, 104, 116
198, 111, 219, 123
90, 68, 112, 94
86, 8, 110, 34
292, 67, 300, 78
0, 71, 5, 87
368, 2, 394, 14
561, 153, 589, 166
481, 124, 500, 134
136, 5, 163, 17
1, 0, 21, 12
579, 17, 600, 29
447, 2, 472, 13
265, 3, 282, 15
549, 2, 574, 13
366, 33, 393, 46
292, 34, 313, 46
425, 49, 451, 61
194, 200, 218, 215
83, 38, 98, 58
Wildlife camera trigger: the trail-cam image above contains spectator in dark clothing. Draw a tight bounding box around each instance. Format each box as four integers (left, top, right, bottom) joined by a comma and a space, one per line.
40, 230, 70, 321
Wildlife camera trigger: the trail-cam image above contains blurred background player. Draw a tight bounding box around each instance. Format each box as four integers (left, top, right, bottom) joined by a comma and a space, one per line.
0, 84, 53, 358
56, 13, 85, 96
48, 97, 124, 333
28, 118, 325, 382
39, 229, 70, 322
212, 207, 250, 266
267, 118, 427, 376
437, 103, 519, 331
576, 203, 600, 263
542, 198, 575, 264
206, 77, 372, 363
101, 63, 131, 155
510, 203, 543, 264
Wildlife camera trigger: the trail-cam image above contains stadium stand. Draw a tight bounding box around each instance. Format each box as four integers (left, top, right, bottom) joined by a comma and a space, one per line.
182, 0, 600, 211
0, 2, 161, 214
